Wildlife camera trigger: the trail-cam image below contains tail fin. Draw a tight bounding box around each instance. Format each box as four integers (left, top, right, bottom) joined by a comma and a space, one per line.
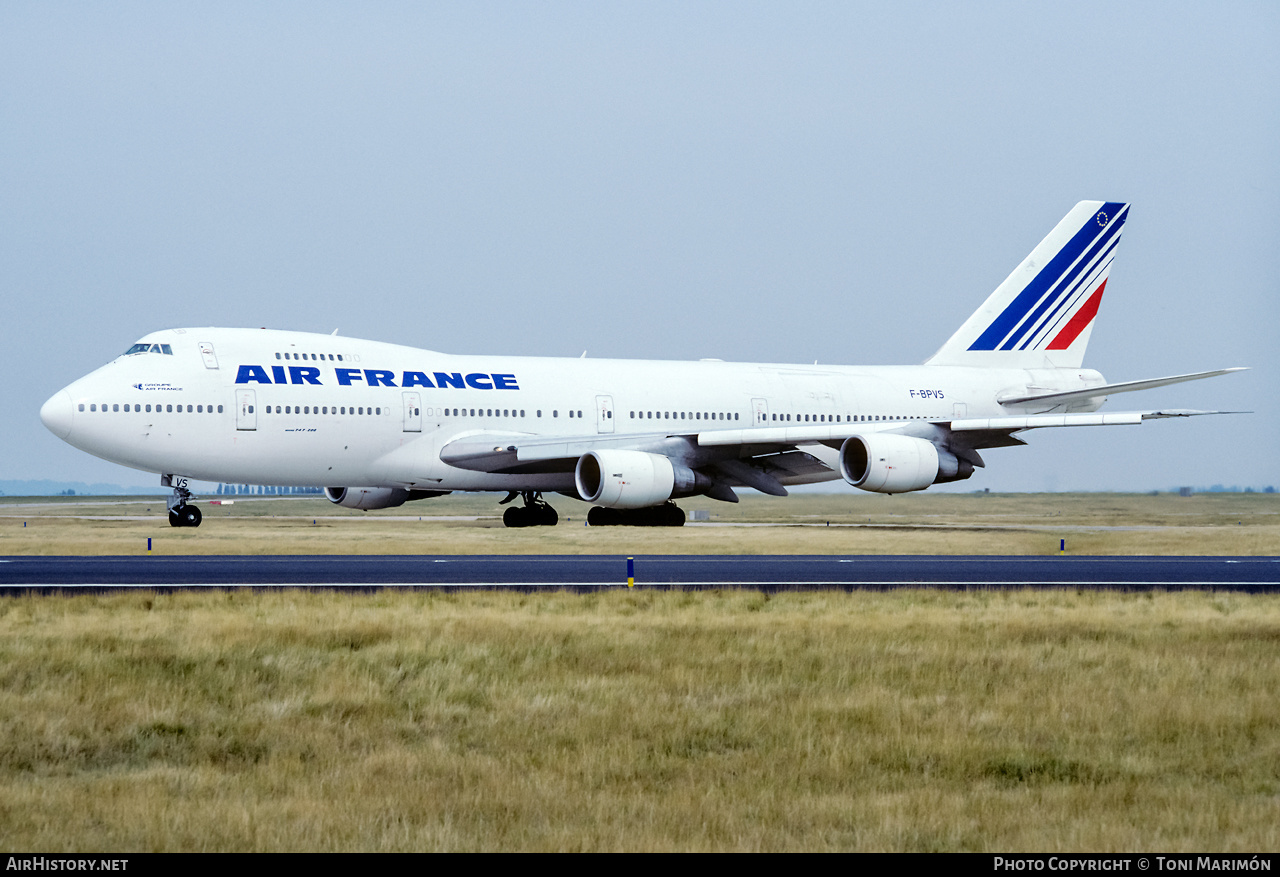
925, 200, 1129, 369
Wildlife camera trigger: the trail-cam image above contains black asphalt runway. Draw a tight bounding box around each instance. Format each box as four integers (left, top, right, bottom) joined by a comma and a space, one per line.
2, 555, 1278, 593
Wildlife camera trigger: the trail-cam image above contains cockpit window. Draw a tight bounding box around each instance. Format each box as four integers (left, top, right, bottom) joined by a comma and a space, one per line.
123, 343, 175, 356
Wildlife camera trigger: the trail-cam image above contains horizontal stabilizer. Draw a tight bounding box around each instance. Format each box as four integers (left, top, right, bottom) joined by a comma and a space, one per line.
1000, 367, 1248, 406
950, 409, 1237, 432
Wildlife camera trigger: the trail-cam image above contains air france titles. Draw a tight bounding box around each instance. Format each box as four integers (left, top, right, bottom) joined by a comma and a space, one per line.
235, 366, 519, 390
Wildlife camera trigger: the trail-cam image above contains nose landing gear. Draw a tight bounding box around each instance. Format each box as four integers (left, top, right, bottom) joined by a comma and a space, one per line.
163, 475, 203, 528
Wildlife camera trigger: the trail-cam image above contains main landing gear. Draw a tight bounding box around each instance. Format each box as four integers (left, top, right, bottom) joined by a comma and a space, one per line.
587, 502, 685, 527
501, 491, 560, 528
164, 478, 202, 528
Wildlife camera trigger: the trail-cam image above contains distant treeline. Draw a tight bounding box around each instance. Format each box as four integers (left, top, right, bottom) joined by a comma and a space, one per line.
213, 485, 325, 496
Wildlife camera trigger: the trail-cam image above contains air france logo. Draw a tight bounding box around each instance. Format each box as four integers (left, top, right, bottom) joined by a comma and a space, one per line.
234, 365, 519, 391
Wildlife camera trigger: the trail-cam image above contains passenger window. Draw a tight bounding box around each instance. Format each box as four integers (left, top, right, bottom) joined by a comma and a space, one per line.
218, 405, 223, 413
275, 352, 281, 359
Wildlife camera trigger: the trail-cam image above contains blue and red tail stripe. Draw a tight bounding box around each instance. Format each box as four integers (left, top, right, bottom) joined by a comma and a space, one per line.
1016, 236, 1119, 351
968, 202, 1127, 351
1046, 280, 1107, 350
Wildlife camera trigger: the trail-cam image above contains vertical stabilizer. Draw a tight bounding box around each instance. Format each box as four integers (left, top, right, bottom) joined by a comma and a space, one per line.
925, 201, 1128, 369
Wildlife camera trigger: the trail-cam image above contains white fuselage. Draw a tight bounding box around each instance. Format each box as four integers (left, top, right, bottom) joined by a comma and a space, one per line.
40, 327, 1104, 494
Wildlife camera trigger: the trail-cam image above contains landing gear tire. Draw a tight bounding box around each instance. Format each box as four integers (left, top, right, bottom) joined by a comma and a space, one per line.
502, 493, 558, 528
169, 505, 202, 528
588, 502, 685, 527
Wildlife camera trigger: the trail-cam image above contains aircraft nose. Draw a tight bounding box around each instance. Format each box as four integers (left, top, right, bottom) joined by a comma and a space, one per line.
40, 390, 74, 440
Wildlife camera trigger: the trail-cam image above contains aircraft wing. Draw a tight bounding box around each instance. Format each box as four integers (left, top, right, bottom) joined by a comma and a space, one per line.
438, 408, 1237, 491
439, 427, 834, 500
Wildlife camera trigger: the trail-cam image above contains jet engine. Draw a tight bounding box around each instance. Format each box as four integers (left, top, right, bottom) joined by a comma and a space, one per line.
324, 486, 449, 510
575, 450, 711, 509
838, 434, 973, 494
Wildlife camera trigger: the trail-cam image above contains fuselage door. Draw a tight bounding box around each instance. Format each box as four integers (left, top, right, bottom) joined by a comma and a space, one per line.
403, 392, 422, 432
198, 342, 219, 369
595, 395, 615, 434
752, 397, 770, 425
236, 390, 257, 431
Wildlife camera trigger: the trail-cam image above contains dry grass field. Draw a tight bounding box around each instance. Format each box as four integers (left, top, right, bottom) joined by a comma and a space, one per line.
2, 493, 1276, 850
2, 491, 1277, 555
0, 588, 1278, 851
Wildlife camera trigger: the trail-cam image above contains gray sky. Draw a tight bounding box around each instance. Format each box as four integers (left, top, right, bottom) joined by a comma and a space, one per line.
2, 2, 1276, 493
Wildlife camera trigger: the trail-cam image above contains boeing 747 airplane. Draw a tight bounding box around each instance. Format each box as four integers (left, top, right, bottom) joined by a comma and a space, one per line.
40, 201, 1244, 528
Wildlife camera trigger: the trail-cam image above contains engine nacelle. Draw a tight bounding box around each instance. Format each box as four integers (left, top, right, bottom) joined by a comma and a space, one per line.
324, 486, 412, 510
575, 450, 708, 509
839, 434, 973, 494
